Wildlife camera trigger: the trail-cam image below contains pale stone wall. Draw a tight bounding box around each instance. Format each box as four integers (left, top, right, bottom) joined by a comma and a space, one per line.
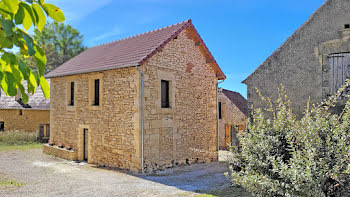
218, 92, 247, 150
49, 68, 141, 171
43, 144, 78, 161
141, 29, 218, 172
0, 109, 49, 132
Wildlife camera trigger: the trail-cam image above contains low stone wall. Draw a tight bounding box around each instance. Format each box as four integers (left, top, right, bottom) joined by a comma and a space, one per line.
43, 144, 78, 161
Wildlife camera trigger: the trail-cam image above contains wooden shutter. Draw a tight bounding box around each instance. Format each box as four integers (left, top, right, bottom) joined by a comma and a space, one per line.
161, 80, 170, 108
329, 53, 350, 95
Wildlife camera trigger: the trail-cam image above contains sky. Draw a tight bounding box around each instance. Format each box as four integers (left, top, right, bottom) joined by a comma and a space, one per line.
48, 0, 326, 98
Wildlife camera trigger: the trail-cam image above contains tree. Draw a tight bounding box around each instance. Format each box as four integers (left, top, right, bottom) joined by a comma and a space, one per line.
0, 0, 65, 103
227, 85, 350, 196
32, 21, 86, 72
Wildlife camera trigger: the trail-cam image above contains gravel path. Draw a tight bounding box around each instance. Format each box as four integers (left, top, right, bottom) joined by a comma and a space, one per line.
0, 149, 238, 197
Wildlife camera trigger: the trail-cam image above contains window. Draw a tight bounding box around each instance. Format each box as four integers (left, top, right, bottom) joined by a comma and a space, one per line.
69, 82, 74, 106
19, 109, 23, 116
328, 53, 350, 95
218, 102, 222, 119
0, 122, 4, 132
94, 79, 100, 106
345, 24, 350, 29
161, 80, 170, 108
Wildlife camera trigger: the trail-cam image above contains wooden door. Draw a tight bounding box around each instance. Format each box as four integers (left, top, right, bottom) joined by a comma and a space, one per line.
329, 53, 350, 95
83, 129, 88, 161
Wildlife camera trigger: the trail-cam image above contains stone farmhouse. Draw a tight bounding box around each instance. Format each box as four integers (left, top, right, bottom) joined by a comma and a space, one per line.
243, 0, 350, 116
218, 89, 247, 150
44, 19, 226, 173
0, 80, 50, 137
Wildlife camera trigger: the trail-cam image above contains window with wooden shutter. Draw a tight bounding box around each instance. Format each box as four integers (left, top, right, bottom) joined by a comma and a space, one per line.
94, 79, 100, 106
161, 80, 170, 108
328, 53, 350, 95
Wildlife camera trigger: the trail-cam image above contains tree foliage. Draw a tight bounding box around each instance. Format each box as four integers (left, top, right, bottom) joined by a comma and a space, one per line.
0, 0, 64, 103
228, 83, 350, 197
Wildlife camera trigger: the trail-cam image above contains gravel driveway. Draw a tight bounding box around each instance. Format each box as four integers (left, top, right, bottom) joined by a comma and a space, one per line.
0, 148, 246, 197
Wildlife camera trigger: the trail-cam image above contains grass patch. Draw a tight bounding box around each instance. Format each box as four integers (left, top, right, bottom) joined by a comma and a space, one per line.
0, 143, 42, 152
0, 175, 25, 189
196, 186, 252, 197
0, 130, 38, 146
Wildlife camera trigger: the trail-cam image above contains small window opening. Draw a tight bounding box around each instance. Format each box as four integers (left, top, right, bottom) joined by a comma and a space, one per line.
0, 122, 4, 132
161, 80, 170, 108
19, 109, 23, 116
70, 82, 74, 106
94, 79, 100, 106
218, 102, 222, 119
345, 24, 350, 29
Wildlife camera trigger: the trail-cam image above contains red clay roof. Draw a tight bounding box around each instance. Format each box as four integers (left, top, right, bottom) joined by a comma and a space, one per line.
46, 19, 225, 79
221, 89, 248, 117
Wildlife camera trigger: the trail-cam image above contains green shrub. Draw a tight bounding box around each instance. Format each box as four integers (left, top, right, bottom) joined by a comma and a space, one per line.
227, 84, 350, 197
0, 130, 38, 145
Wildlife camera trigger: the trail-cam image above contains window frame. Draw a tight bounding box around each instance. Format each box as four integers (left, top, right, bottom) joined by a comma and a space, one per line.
161, 80, 170, 108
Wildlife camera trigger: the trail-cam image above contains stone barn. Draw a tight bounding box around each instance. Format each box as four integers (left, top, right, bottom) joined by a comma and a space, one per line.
218, 89, 247, 150
0, 80, 50, 134
44, 19, 226, 173
243, 0, 350, 116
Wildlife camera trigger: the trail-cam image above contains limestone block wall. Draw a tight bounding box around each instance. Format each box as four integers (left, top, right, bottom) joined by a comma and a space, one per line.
142, 29, 218, 172
0, 109, 49, 132
218, 92, 247, 149
50, 68, 141, 171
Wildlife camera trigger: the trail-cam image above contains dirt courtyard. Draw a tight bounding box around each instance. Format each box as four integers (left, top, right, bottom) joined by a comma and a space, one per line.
0, 148, 250, 197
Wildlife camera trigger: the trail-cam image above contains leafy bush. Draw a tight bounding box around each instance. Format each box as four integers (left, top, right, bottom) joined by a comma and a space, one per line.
227, 84, 350, 197
0, 131, 38, 145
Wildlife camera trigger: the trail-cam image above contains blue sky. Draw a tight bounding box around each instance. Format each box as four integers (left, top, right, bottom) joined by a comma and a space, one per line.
49, 0, 326, 98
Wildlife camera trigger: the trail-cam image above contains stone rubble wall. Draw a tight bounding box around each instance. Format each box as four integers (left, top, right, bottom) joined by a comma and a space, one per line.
0, 109, 49, 132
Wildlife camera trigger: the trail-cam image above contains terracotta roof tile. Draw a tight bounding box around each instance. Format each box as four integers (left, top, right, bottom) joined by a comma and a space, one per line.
222, 89, 248, 117
46, 19, 225, 79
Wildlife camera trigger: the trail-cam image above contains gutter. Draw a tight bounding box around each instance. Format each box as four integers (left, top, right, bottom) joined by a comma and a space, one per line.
136, 65, 145, 174
217, 79, 225, 152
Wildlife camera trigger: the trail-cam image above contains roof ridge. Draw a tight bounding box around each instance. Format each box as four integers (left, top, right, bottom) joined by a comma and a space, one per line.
90, 19, 191, 49
222, 88, 240, 94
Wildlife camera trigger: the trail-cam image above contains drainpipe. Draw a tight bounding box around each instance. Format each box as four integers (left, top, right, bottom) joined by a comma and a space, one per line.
136, 66, 145, 174
217, 79, 225, 152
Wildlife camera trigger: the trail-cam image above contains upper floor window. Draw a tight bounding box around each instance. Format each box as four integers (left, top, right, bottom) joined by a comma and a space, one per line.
69, 82, 75, 106
94, 79, 100, 106
218, 102, 222, 119
161, 80, 170, 108
328, 53, 350, 95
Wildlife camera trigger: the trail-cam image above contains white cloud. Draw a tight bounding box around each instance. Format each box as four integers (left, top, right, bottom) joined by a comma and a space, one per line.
91, 26, 122, 43
48, 0, 113, 24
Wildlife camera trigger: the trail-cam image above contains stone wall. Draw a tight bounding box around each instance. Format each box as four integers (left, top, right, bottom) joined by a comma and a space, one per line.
43, 144, 78, 161
141, 28, 218, 173
218, 91, 247, 150
0, 109, 49, 132
244, 0, 350, 117
49, 68, 141, 172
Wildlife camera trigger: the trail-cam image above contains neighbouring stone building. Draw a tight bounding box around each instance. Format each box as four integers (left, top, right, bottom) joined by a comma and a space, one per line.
218, 89, 247, 150
44, 19, 226, 173
0, 80, 50, 134
243, 0, 350, 116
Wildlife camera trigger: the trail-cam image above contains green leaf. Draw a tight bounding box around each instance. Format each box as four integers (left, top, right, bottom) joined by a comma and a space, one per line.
19, 61, 37, 93
18, 83, 28, 103
14, 4, 24, 25
19, 2, 34, 30
32, 4, 45, 31
1, 72, 17, 96
21, 3, 36, 26
1, 18, 14, 37
39, 76, 49, 99
21, 31, 35, 56
42, 3, 64, 22
34, 45, 46, 75
0, 30, 13, 48
38, 0, 44, 5
2, 0, 19, 14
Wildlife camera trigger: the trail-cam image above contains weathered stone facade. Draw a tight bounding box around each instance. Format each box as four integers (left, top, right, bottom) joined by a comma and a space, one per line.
218, 90, 247, 150
243, 0, 350, 116
47, 23, 223, 172
0, 109, 49, 132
